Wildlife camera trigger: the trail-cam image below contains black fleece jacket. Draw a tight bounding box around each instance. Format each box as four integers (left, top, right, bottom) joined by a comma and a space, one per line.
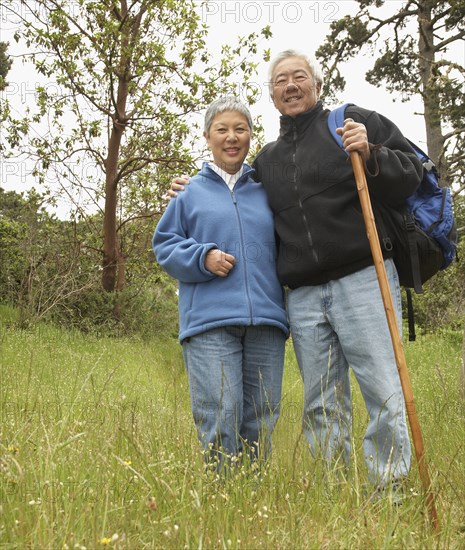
253, 101, 423, 289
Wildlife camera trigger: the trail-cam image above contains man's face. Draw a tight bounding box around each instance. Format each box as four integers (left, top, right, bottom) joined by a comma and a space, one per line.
270, 56, 321, 117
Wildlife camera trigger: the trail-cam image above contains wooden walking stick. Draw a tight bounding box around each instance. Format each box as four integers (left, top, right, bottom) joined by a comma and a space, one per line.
350, 151, 440, 532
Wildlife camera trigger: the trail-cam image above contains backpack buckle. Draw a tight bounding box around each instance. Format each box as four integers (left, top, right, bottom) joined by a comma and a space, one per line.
404, 215, 415, 232
382, 237, 393, 252
423, 159, 435, 172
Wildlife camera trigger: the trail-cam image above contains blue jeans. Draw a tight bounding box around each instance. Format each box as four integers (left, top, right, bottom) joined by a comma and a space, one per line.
287, 259, 411, 485
182, 325, 285, 468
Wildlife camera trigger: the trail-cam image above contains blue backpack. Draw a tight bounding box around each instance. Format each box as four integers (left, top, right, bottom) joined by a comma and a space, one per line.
328, 104, 458, 296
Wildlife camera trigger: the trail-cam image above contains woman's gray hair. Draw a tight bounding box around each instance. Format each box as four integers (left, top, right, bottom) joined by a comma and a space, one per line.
204, 96, 253, 135
268, 49, 324, 95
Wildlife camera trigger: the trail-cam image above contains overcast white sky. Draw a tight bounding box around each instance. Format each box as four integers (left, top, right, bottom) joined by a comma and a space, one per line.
1, 1, 463, 213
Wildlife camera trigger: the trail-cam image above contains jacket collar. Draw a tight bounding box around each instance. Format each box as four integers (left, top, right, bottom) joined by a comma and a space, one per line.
200, 161, 255, 183
279, 100, 324, 137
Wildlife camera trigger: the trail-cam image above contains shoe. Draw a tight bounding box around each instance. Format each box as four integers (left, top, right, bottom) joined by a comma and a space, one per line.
373, 480, 405, 506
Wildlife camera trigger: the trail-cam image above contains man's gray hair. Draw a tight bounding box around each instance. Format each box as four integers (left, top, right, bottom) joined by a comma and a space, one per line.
204, 96, 253, 135
268, 49, 324, 95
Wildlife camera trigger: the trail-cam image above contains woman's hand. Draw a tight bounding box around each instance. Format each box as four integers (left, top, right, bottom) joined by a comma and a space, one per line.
205, 249, 236, 277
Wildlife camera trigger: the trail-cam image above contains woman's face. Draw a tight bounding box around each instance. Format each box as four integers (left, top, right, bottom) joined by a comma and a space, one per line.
204, 111, 251, 174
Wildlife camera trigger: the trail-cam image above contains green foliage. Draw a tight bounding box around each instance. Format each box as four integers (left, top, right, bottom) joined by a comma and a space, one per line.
0, 41, 12, 90
48, 274, 179, 339
0, 187, 179, 336
0, 187, 55, 310
0, 217, 24, 297
366, 42, 419, 93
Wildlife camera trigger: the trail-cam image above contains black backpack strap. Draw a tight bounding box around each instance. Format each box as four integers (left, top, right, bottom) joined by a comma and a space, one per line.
405, 288, 416, 342
372, 203, 394, 256
404, 213, 424, 294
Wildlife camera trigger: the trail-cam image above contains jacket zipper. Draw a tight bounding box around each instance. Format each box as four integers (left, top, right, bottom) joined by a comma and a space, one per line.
292, 122, 318, 263
230, 185, 254, 323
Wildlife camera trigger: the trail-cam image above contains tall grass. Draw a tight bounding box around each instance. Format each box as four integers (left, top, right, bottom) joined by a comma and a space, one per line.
1, 308, 464, 549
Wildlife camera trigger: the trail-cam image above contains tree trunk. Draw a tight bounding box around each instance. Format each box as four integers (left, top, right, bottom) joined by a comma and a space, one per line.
417, 0, 449, 184
101, 2, 132, 293
102, 123, 125, 292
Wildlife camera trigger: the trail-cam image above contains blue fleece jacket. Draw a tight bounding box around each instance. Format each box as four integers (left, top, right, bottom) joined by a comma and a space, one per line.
152, 162, 289, 342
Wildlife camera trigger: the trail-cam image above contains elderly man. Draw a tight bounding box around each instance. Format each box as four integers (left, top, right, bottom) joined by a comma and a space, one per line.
170, 50, 422, 489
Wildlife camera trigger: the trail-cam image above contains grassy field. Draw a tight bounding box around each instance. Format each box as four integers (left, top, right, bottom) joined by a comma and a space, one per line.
1, 307, 464, 549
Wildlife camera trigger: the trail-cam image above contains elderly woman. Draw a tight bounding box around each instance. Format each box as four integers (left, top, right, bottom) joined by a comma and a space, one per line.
153, 96, 288, 470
